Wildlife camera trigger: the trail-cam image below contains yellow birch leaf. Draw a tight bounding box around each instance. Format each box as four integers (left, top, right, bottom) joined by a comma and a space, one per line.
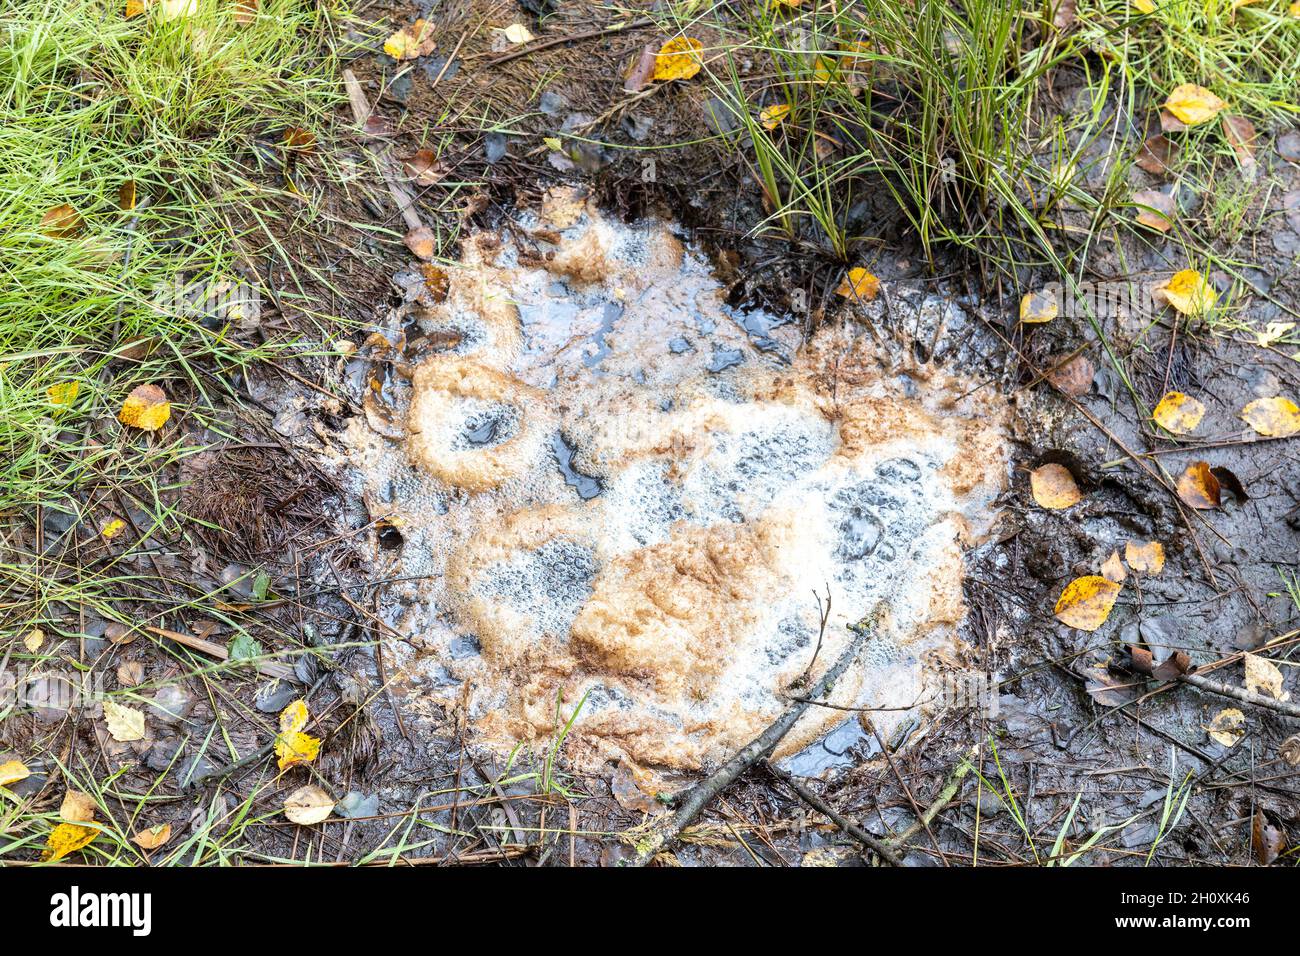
1164, 84, 1226, 127
279, 699, 309, 734
23, 627, 45, 653
42, 823, 98, 862
384, 19, 436, 60
1152, 391, 1204, 434
1291, 1, 1300, 16
836, 267, 880, 301
1155, 270, 1216, 316
159, 0, 197, 19
1029, 463, 1082, 509
760, 103, 791, 130
0, 760, 31, 787
1054, 575, 1121, 631
1205, 707, 1245, 746
103, 699, 146, 742
1125, 540, 1165, 574
275, 731, 321, 771
1019, 289, 1058, 324
132, 823, 172, 850
284, 785, 334, 825
47, 382, 80, 406
119, 383, 171, 431
653, 38, 703, 81
1132, 0, 1155, 11
1244, 654, 1289, 701
101, 518, 127, 540
1240, 397, 1300, 437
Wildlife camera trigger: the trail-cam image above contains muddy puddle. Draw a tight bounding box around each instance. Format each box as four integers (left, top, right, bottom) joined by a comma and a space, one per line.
334, 189, 1011, 772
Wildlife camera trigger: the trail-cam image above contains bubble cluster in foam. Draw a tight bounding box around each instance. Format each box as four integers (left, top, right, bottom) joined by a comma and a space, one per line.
337, 187, 1009, 771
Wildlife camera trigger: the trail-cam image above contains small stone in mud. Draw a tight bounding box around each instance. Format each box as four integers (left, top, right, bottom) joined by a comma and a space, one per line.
706, 347, 745, 373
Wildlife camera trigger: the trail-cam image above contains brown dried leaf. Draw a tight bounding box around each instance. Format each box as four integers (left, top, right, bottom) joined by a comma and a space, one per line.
1244, 654, 1289, 701
402, 149, 445, 186
1101, 550, 1127, 583
1132, 188, 1177, 233
1135, 134, 1178, 174
1252, 810, 1284, 865
403, 225, 436, 261
1045, 353, 1094, 397
1222, 115, 1258, 168
1176, 461, 1220, 509
60, 790, 96, 824
42, 203, 83, 239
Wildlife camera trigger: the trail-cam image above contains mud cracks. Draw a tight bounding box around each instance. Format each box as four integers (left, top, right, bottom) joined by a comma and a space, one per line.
340, 190, 1011, 771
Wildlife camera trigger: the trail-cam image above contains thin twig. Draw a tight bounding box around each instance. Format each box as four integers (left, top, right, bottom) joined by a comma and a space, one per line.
764, 761, 902, 866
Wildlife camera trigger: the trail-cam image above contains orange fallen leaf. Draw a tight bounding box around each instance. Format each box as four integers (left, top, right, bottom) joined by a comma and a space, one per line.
1019, 289, 1058, 324
653, 37, 704, 82
404, 225, 436, 261
1176, 461, 1220, 509
836, 267, 880, 301
233, 0, 259, 24
118, 383, 171, 431
384, 19, 436, 60
41, 204, 82, 239
1125, 540, 1165, 574
1045, 353, 1094, 397
1152, 391, 1204, 434
1029, 463, 1082, 509
1054, 575, 1122, 631
402, 149, 445, 186
282, 127, 316, 154
1240, 396, 1300, 437
132, 823, 172, 851
1164, 84, 1226, 127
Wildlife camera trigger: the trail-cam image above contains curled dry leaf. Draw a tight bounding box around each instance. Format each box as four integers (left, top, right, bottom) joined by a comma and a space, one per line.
60, 790, 96, 824
384, 19, 436, 61
1155, 269, 1216, 316
1152, 391, 1204, 434
1019, 289, 1058, 324
103, 699, 146, 742
652, 37, 704, 82
1046, 353, 1094, 397
1205, 707, 1245, 746
132, 823, 172, 851
1101, 550, 1127, 583
284, 785, 335, 825
1240, 396, 1300, 437
760, 103, 791, 130
0, 760, 31, 787
118, 383, 171, 431
1280, 735, 1300, 766
1164, 84, 1226, 127
1125, 540, 1165, 574
117, 660, 144, 687
1135, 134, 1178, 174
1211, 465, 1248, 502
1221, 115, 1257, 168
1029, 463, 1082, 509
402, 149, 445, 186
1244, 654, 1289, 702
1176, 461, 1220, 509
1132, 188, 1176, 232
1054, 575, 1122, 631
42, 204, 82, 239
42, 823, 98, 862
836, 267, 880, 301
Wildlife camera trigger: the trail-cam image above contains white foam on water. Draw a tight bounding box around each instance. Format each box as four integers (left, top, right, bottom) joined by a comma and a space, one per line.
334, 188, 1010, 771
